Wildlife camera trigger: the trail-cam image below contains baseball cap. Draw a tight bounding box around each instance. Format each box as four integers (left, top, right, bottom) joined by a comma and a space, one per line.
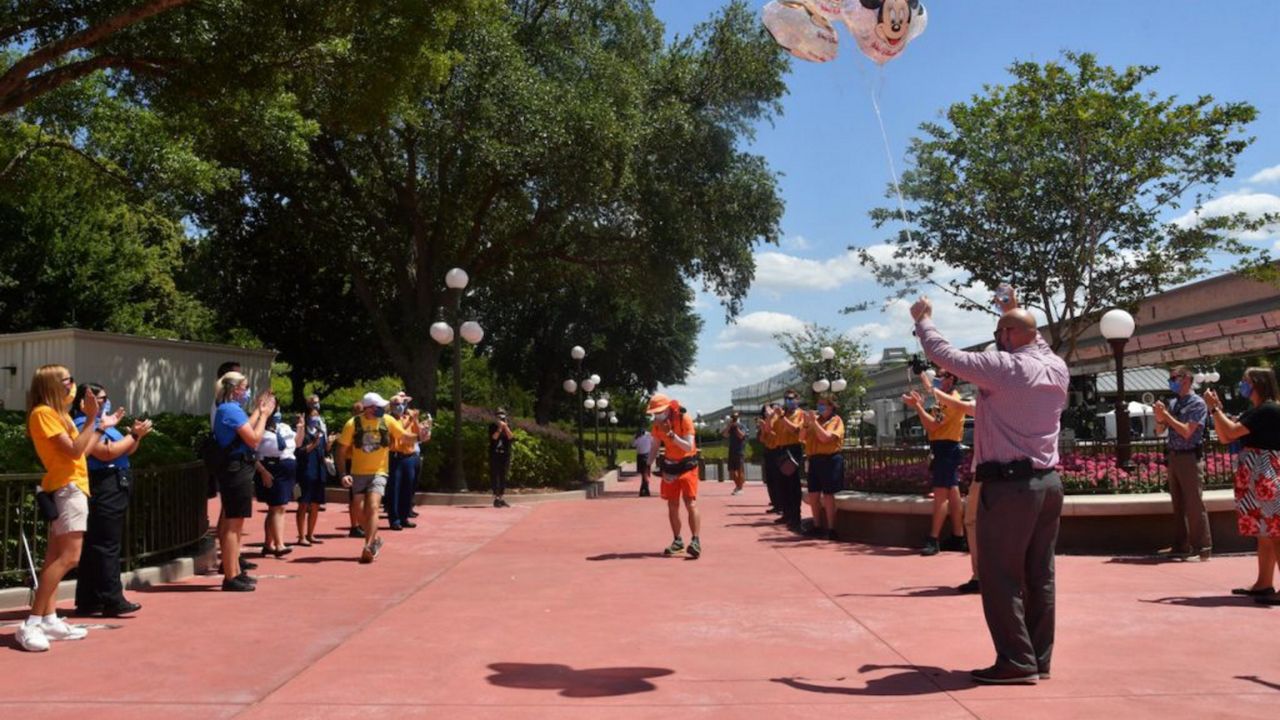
361, 392, 390, 408
646, 394, 673, 415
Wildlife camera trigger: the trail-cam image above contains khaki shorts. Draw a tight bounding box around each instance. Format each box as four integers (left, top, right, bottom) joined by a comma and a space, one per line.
52, 484, 89, 535
351, 474, 387, 496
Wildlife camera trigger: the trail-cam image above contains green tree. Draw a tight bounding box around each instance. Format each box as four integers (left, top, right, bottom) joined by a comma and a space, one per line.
773, 323, 868, 405
187, 0, 786, 407
855, 52, 1274, 355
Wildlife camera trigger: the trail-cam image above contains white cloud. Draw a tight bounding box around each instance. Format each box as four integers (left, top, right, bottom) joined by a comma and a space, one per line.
751, 242, 902, 292
782, 234, 812, 251
846, 321, 895, 342
715, 311, 807, 349
1248, 164, 1280, 184
1172, 190, 1280, 241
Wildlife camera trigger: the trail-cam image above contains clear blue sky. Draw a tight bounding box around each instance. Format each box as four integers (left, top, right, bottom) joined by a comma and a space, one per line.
652, 0, 1280, 416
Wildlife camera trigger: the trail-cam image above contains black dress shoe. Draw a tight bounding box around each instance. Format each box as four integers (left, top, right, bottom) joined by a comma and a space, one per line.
401, 520, 417, 529
271, 547, 293, 558
73, 605, 103, 617
102, 601, 142, 617
239, 557, 259, 571
408, 510, 420, 518
236, 572, 258, 585
971, 665, 1038, 684
222, 576, 256, 592
956, 579, 981, 594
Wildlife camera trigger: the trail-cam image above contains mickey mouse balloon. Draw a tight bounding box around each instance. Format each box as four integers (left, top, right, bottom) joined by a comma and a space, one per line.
763, 0, 840, 63
842, 0, 927, 65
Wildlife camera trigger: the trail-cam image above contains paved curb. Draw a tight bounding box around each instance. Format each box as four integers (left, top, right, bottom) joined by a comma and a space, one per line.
0, 538, 217, 612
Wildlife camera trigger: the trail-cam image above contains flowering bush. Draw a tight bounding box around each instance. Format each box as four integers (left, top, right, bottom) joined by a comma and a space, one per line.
846, 445, 1236, 496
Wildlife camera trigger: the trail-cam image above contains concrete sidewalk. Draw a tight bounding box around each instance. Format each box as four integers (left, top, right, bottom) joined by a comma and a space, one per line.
0, 472, 1275, 719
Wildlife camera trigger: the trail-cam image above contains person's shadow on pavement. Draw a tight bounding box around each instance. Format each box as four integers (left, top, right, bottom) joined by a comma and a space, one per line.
486, 663, 674, 697
773, 663, 973, 696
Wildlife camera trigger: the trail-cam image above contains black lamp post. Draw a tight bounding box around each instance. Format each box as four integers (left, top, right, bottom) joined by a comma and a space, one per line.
1100, 308, 1136, 471
563, 348, 596, 482
430, 268, 484, 492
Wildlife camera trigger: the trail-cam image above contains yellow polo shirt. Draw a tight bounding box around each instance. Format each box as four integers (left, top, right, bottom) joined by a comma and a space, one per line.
29, 405, 91, 495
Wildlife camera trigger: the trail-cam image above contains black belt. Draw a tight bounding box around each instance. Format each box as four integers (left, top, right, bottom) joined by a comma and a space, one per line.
660, 456, 699, 475
975, 459, 1054, 483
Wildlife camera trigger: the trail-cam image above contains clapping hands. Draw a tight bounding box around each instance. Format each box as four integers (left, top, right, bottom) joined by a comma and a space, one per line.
1203, 388, 1222, 413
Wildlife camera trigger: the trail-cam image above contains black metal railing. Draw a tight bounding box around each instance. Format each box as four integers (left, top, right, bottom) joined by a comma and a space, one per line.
842, 440, 1237, 495
1, 462, 210, 589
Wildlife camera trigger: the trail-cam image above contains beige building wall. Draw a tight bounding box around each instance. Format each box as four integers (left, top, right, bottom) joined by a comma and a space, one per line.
0, 329, 275, 415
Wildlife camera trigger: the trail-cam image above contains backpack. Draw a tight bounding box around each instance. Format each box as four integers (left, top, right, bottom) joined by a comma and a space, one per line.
352, 415, 389, 449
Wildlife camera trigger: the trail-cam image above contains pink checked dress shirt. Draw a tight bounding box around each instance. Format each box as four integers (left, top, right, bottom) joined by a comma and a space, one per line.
915, 318, 1070, 471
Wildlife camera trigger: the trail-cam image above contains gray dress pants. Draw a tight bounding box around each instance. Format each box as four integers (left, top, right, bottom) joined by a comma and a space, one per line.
976, 472, 1064, 674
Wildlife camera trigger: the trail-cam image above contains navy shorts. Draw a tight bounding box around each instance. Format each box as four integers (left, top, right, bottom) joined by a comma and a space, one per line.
257, 458, 297, 507
807, 454, 845, 494
929, 441, 962, 488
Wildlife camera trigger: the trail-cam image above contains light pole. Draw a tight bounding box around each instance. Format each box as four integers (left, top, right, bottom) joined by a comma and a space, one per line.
607, 411, 618, 467
563, 348, 592, 481
430, 268, 484, 492
1100, 308, 1136, 470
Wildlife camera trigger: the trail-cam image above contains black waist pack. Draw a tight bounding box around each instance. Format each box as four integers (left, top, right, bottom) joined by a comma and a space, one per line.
975, 458, 1037, 483
660, 456, 699, 475
35, 490, 59, 521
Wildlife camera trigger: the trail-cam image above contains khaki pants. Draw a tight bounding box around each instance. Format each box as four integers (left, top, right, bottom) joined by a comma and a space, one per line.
1167, 451, 1211, 553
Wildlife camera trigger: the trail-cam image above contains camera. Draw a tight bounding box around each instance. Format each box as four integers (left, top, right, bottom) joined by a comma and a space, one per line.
908, 354, 930, 376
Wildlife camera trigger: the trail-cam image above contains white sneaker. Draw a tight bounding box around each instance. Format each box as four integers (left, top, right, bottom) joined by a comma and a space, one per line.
731, 488, 743, 496
16, 623, 50, 652
41, 617, 88, 641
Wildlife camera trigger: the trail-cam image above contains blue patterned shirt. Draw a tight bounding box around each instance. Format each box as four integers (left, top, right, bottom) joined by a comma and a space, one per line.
1166, 393, 1207, 450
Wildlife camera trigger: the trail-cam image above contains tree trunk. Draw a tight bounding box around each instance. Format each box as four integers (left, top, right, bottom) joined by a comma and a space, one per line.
289, 364, 308, 412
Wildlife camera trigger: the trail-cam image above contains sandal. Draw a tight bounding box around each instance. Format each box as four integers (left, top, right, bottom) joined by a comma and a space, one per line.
306, 536, 323, 545
296, 537, 312, 548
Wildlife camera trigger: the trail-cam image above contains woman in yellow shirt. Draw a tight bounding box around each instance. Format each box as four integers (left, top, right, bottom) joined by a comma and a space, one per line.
803, 396, 846, 540
904, 370, 967, 556
18, 365, 122, 652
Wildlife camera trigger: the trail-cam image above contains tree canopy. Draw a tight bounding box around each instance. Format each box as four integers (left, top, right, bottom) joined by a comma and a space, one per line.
855, 52, 1274, 354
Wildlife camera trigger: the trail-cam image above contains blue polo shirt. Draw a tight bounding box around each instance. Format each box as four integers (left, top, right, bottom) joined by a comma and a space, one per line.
213, 401, 251, 456
72, 415, 129, 471
1166, 393, 1207, 450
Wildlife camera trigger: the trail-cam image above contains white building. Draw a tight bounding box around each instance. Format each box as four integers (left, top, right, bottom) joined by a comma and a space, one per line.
0, 329, 276, 415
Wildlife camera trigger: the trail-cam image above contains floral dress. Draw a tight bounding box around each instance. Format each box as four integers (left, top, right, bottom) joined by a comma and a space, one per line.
1233, 402, 1280, 538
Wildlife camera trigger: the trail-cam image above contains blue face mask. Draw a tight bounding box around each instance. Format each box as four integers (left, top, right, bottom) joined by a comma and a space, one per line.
374, 406, 386, 418
272, 412, 282, 424
308, 417, 321, 428
98, 399, 112, 418
1168, 379, 1182, 394
239, 387, 253, 408
816, 403, 828, 415
1240, 380, 1254, 399
390, 404, 404, 416
932, 378, 944, 389
784, 398, 797, 410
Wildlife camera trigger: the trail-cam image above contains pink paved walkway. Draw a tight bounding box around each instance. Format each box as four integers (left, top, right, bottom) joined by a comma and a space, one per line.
1, 474, 1278, 719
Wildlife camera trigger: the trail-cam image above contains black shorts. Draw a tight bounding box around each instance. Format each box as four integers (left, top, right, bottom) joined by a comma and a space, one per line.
219, 457, 256, 519
728, 454, 745, 471
806, 454, 845, 494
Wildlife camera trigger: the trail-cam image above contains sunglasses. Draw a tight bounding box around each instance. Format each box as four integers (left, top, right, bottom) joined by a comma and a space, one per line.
60, 375, 75, 385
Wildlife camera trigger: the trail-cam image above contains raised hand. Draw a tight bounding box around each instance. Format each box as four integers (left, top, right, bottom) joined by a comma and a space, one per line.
130, 419, 154, 439
100, 407, 126, 429
910, 296, 933, 322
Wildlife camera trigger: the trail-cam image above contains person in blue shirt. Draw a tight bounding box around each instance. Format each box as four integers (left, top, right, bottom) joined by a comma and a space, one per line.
1154, 365, 1212, 560
212, 371, 276, 591
70, 383, 153, 617
295, 406, 328, 546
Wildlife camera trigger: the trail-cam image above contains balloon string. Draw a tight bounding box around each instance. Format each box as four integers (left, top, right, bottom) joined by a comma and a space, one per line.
869, 68, 914, 247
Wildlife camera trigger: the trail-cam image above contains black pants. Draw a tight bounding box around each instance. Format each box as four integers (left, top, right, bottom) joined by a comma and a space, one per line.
490, 454, 511, 497
75, 467, 132, 610
763, 449, 780, 509
977, 471, 1064, 674
778, 444, 805, 526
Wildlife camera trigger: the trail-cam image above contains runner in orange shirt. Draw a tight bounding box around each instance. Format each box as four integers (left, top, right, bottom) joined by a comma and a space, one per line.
648, 394, 702, 559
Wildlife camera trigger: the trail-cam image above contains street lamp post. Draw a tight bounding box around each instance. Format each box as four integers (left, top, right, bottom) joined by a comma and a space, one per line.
565, 345, 588, 471
607, 411, 618, 467
430, 268, 484, 492
1100, 308, 1136, 471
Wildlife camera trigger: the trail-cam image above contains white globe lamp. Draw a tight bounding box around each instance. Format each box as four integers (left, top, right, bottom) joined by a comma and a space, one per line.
430, 322, 454, 345
460, 321, 484, 344
445, 267, 469, 290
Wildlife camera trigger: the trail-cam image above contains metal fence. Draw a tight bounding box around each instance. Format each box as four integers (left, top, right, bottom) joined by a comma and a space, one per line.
1, 462, 211, 589
842, 440, 1237, 495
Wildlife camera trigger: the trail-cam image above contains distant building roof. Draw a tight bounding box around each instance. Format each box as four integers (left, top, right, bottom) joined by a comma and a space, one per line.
1094, 366, 1170, 394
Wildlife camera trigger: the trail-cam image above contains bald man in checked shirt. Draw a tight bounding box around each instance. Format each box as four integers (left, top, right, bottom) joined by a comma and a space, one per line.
911, 290, 1069, 686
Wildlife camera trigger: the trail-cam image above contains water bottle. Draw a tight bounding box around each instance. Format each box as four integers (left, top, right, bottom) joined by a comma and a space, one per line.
994, 283, 1012, 307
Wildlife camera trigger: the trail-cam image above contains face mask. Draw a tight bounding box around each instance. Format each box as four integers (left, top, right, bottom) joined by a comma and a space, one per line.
1240, 380, 1254, 399
374, 406, 386, 418
310, 401, 321, 411
784, 398, 797, 410
932, 378, 944, 389
99, 399, 112, 417
272, 412, 282, 424
497, 415, 507, 422
816, 404, 828, 415
308, 417, 321, 428
237, 387, 252, 407
390, 404, 404, 416
1168, 379, 1182, 394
